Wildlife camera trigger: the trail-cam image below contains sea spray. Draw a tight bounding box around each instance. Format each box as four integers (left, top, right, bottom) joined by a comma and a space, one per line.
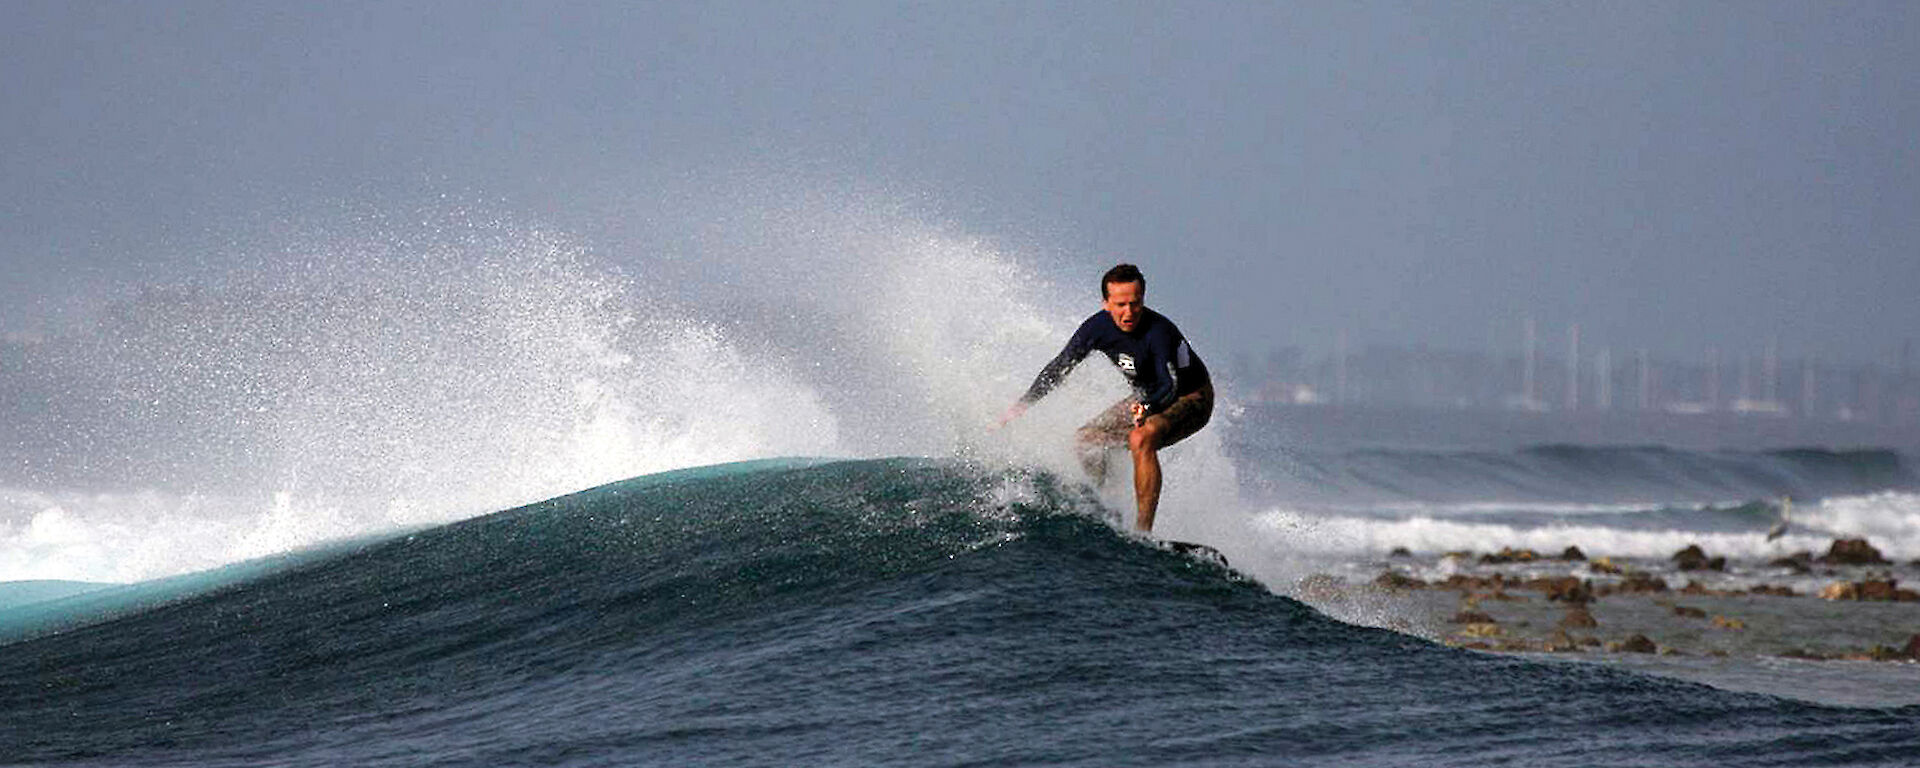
3, 207, 841, 581
1, 184, 1258, 582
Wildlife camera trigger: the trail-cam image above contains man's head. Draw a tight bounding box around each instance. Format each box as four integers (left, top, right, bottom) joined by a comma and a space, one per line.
1101, 263, 1146, 333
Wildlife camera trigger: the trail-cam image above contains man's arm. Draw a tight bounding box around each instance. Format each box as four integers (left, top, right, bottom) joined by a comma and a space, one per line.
997, 327, 1093, 428
1020, 337, 1090, 405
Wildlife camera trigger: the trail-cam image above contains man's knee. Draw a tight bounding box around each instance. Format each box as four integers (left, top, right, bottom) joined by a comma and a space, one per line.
1128, 422, 1163, 454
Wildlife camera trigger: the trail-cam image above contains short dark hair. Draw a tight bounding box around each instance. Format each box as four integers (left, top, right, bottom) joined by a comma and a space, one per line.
1100, 263, 1145, 299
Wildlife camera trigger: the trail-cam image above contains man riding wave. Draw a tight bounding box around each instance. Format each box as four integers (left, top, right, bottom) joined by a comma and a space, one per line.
997, 264, 1213, 532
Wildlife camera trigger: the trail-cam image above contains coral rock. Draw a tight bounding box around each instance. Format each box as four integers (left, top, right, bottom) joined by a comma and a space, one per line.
1819, 582, 1859, 600
1610, 634, 1657, 654
1480, 547, 1542, 564
1820, 538, 1889, 566
1537, 576, 1594, 604
1559, 606, 1599, 629
1673, 545, 1724, 571
1374, 571, 1424, 591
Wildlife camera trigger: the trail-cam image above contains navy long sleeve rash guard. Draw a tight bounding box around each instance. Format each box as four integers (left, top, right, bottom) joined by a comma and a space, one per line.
1019, 308, 1211, 414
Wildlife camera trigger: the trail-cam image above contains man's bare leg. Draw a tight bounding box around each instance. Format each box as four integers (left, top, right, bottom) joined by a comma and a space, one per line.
1128, 417, 1168, 531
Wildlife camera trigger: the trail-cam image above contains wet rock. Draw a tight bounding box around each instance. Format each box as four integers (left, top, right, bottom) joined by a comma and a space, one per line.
1768, 551, 1813, 573
1458, 622, 1504, 638
1748, 584, 1796, 597
1438, 574, 1484, 591
1867, 645, 1910, 662
1609, 634, 1657, 654
1544, 629, 1580, 653
1678, 580, 1728, 596
1855, 578, 1896, 600
1819, 577, 1920, 602
1671, 604, 1707, 619
1374, 571, 1424, 590
1439, 573, 1519, 595
1559, 606, 1598, 629
1534, 576, 1594, 604
1711, 615, 1746, 630
1855, 577, 1920, 601
1451, 610, 1496, 624
1559, 546, 1587, 562
1672, 544, 1725, 571
1820, 538, 1889, 566
1588, 557, 1623, 575
1480, 547, 1542, 564
1597, 572, 1668, 596
1791, 643, 1918, 663
1389, 546, 1413, 558
1906, 634, 1920, 659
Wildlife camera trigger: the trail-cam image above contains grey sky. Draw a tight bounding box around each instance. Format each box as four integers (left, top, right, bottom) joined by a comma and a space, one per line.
5, 1, 1917, 365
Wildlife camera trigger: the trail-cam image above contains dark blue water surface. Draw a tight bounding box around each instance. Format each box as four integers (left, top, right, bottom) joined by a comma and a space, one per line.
3, 458, 1915, 766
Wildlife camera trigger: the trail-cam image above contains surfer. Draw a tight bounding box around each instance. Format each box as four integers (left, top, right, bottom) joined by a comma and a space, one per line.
996, 263, 1213, 532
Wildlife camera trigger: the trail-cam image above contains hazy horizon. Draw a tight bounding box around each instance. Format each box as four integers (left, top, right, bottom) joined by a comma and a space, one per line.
6, 1, 1917, 367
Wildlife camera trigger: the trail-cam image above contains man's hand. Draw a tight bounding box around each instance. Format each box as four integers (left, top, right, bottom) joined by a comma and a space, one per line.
994, 402, 1029, 430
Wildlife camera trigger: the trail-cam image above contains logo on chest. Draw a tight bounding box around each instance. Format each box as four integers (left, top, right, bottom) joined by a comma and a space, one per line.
1115, 353, 1138, 378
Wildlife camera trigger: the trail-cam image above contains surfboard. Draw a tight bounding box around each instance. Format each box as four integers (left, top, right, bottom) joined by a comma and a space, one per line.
1160, 540, 1229, 568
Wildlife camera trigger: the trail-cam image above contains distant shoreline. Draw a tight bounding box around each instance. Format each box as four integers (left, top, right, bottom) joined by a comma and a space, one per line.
1233, 401, 1920, 453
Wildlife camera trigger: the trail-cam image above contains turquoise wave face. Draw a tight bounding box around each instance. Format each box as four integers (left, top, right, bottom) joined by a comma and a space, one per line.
0, 534, 401, 644
1, 457, 1914, 766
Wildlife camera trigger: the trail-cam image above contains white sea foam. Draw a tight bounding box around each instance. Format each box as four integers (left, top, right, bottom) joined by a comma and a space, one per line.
1795, 491, 1920, 560
1251, 490, 1920, 563
1349, 500, 1721, 517
0, 486, 397, 584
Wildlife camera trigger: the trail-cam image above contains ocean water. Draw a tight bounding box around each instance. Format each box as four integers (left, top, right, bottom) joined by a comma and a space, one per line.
4, 457, 1918, 767
5, 204, 1920, 765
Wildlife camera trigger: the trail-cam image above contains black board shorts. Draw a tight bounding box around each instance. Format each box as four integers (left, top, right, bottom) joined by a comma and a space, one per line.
1079, 383, 1214, 448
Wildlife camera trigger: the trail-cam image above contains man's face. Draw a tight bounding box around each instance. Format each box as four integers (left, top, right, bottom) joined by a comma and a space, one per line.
1103, 280, 1145, 333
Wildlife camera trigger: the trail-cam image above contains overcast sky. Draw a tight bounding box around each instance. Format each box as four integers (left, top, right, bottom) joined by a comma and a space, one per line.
5, 1, 1917, 366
